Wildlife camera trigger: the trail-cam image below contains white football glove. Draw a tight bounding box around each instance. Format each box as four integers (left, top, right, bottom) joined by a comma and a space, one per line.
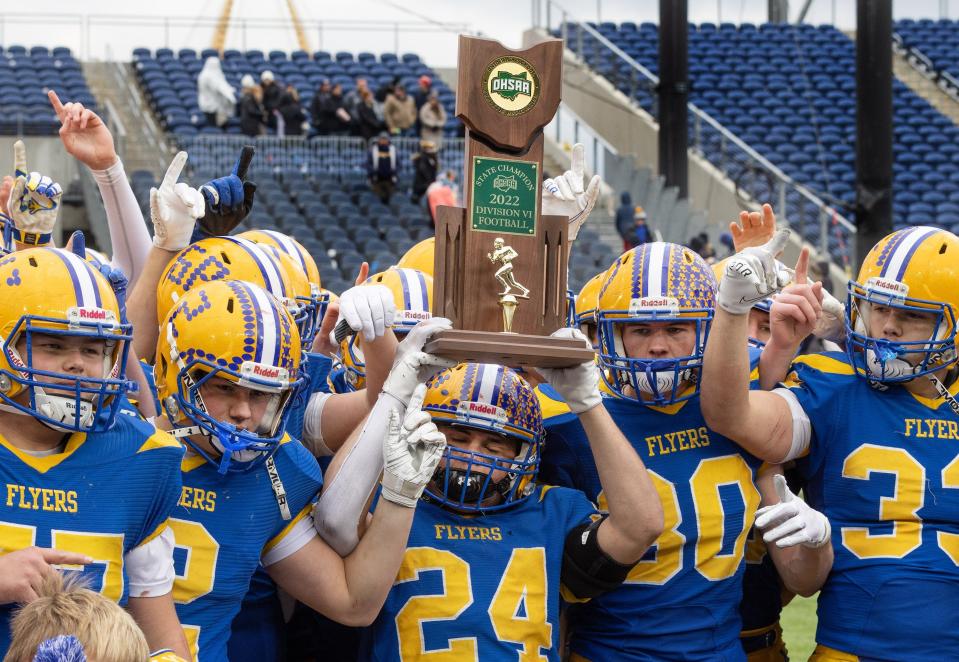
755, 474, 831, 549
813, 288, 846, 343
536, 328, 602, 414
542, 143, 601, 241
6, 140, 62, 236
382, 317, 455, 406
718, 229, 793, 315
380, 383, 447, 508
336, 284, 397, 343
150, 151, 205, 252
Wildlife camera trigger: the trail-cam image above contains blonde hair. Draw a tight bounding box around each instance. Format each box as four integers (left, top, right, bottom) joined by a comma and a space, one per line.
4, 572, 149, 662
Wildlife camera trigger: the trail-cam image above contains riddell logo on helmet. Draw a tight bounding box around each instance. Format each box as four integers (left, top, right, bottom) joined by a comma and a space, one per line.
67, 307, 117, 327
866, 277, 909, 300
458, 401, 508, 423
240, 361, 289, 385
629, 297, 680, 314
253, 364, 281, 379
400, 310, 432, 321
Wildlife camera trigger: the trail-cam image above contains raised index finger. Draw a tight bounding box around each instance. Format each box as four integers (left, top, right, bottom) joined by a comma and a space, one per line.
793, 246, 810, 285
233, 145, 255, 180
12, 140, 27, 175
570, 143, 585, 176
162, 151, 188, 190
47, 90, 66, 120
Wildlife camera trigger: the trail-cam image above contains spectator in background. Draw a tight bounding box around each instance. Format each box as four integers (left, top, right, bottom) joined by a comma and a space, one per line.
413, 74, 433, 133
261, 70, 282, 131
310, 80, 350, 135
197, 56, 236, 128
632, 206, 653, 246
689, 231, 717, 263
419, 94, 447, 149
615, 191, 634, 249
354, 87, 383, 141
375, 75, 399, 104
411, 140, 438, 204
238, 74, 267, 137
5, 572, 150, 662
368, 132, 397, 203
278, 84, 307, 137
329, 83, 353, 135
384, 85, 417, 136
413, 75, 433, 110
426, 169, 459, 226
718, 231, 734, 257
309, 78, 332, 134
344, 77, 369, 120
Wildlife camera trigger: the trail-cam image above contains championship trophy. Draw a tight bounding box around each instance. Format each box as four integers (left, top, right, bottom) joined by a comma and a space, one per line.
425, 35, 594, 368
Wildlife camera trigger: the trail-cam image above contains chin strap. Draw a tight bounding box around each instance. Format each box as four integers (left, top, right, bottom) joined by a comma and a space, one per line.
0, 393, 94, 431
927, 370, 959, 418
166, 420, 291, 520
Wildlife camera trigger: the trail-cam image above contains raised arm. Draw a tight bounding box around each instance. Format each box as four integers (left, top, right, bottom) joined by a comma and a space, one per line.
701, 225, 810, 463
50, 91, 152, 285
268, 384, 446, 625
312, 318, 452, 556
539, 328, 664, 563
127, 152, 204, 358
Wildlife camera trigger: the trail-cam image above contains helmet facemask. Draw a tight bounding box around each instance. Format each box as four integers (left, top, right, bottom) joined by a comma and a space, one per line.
598, 300, 712, 406
426, 423, 539, 514
845, 278, 957, 383
164, 324, 301, 474
0, 310, 132, 433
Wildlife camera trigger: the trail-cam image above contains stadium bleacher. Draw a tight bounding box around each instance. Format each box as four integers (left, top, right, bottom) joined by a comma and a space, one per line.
132, 47, 459, 137
0, 46, 97, 135
558, 21, 959, 245
895, 18, 959, 81
127, 45, 619, 291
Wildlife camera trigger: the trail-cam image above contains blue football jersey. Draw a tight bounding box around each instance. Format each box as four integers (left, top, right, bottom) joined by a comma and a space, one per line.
228, 351, 335, 661
327, 365, 352, 395
784, 352, 959, 659
360, 484, 596, 661
543, 390, 763, 661
171, 436, 323, 661
0, 412, 183, 652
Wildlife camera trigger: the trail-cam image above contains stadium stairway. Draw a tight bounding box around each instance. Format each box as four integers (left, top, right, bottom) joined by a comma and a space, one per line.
83, 61, 172, 177
892, 45, 959, 125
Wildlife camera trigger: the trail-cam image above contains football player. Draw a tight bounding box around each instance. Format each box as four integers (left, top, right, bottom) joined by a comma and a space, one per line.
0, 248, 188, 657
355, 353, 662, 660
540, 241, 768, 660
702, 223, 959, 661
153, 279, 446, 660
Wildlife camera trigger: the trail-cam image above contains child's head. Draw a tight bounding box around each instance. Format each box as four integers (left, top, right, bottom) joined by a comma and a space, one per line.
4, 572, 149, 662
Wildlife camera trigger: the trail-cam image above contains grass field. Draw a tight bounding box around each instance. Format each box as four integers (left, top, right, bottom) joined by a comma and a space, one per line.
780, 593, 818, 660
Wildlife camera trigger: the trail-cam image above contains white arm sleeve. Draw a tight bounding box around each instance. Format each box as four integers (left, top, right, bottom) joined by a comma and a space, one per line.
312, 393, 402, 556
261, 515, 318, 567
125, 527, 175, 598
90, 158, 152, 287
301, 391, 334, 457
770, 387, 813, 463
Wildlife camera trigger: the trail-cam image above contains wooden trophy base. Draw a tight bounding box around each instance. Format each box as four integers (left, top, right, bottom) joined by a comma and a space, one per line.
424, 329, 595, 369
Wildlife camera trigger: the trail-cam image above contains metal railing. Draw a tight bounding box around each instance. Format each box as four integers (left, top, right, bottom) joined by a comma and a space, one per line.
546, 102, 617, 182
531, 1, 856, 266
172, 134, 465, 183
